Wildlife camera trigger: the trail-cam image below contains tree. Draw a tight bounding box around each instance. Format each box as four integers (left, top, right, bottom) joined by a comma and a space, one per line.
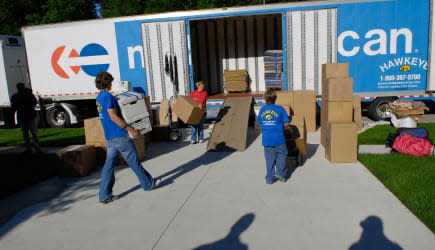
0, 0, 98, 35
99, 0, 147, 18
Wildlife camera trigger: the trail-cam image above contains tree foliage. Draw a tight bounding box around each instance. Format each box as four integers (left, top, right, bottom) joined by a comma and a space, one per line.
0, 0, 300, 35
0, 0, 97, 35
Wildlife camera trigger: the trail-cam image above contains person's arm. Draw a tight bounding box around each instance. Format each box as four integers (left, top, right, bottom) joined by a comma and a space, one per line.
107, 108, 139, 138
282, 108, 292, 127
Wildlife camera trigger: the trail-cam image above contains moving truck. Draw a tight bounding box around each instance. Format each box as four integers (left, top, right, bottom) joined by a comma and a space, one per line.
1, 0, 435, 127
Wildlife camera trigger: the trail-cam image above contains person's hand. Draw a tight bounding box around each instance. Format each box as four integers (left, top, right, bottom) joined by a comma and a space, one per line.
198, 103, 202, 108
126, 126, 140, 138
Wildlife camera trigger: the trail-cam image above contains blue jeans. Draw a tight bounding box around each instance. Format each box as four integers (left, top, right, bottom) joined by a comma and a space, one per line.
99, 135, 155, 201
264, 143, 288, 184
191, 112, 207, 142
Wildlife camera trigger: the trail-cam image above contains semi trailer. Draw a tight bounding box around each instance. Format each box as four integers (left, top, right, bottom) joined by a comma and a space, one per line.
1, 0, 434, 127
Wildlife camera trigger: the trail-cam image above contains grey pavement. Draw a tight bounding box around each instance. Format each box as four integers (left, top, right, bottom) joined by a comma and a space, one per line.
0, 128, 434, 250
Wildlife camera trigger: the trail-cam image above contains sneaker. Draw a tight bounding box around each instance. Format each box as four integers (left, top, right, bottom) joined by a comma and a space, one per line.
191, 140, 197, 144
275, 176, 287, 182
199, 140, 204, 143
153, 178, 162, 189
100, 195, 119, 204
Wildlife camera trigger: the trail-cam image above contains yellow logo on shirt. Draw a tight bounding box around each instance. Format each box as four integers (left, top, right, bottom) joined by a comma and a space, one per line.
261, 110, 279, 119
96, 101, 102, 113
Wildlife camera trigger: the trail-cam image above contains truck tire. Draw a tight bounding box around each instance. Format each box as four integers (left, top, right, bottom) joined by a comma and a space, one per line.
367, 97, 396, 121
46, 107, 70, 128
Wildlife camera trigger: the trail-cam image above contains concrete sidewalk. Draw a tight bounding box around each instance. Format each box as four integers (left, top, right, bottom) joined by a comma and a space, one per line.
0, 129, 433, 250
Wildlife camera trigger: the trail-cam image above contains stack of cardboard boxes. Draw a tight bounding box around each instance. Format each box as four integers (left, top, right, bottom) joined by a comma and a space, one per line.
224, 70, 249, 92
321, 63, 359, 163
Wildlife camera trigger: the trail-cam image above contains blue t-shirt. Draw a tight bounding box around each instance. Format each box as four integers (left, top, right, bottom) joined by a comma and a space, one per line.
257, 104, 291, 147
96, 91, 128, 140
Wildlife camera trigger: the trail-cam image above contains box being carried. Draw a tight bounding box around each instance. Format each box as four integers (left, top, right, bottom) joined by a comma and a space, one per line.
115, 91, 152, 136
173, 96, 205, 125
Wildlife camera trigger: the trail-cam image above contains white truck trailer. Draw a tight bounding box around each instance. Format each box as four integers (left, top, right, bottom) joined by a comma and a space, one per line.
2, 0, 434, 127
0, 35, 29, 126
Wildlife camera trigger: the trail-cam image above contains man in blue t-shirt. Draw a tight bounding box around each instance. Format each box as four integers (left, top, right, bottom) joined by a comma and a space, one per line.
95, 72, 161, 204
257, 90, 291, 184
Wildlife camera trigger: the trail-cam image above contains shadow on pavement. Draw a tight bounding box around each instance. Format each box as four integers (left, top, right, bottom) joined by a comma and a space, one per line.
157, 150, 233, 188
349, 216, 403, 250
0, 175, 100, 238
193, 213, 255, 250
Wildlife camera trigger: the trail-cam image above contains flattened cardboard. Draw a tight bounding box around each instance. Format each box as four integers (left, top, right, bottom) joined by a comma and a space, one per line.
173, 96, 205, 125
281, 105, 293, 117
276, 91, 294, 107
325, 122, 358, 163
293, 90, 317, 132
323, 78, 354, 102
56, 145, 96, 177
207, 97, 253, 152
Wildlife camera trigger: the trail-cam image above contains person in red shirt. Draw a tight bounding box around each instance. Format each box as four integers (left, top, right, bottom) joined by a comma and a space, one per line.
189, 81, 208, 143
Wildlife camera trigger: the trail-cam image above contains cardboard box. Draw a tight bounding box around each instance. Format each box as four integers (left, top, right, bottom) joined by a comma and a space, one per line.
56, 145, 96, 177
84, 117, 106, 145
160, 99, 177, 125
323, 78, 354, 102
276, 91, 294, 107
325, 122, 358, 163
322, 63, 349, 84
321, 101, 353, 122
293, 90, 317, 132
289, 116, 307, 155
173, 96, 205, 125
151, 125, 170, 141
353, 96, 362, 130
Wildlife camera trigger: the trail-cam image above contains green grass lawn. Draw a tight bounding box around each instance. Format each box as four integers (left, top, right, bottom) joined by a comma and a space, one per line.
358, 123, 435, 145
0, 128, 85, 147
359, 154, 435, 232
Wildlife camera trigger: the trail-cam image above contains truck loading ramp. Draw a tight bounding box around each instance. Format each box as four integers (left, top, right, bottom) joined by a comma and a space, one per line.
206, 97, 253, 152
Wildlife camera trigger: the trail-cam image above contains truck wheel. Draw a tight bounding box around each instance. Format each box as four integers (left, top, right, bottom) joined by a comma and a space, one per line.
367, 97, 396, 121
46, 107, 69, 128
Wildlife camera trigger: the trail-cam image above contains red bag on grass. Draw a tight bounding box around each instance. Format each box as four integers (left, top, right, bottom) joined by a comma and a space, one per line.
392, 135, 434, 157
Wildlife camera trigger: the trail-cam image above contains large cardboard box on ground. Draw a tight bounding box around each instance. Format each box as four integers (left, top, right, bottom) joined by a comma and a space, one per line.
322, 63, 349, 84
173, 96, 205, 125
325, 122, 358, 163
159, 99, 177, 126
151, 125, 170, 141
207, 97, 253, 151
321, 101, 353, 122
288, 116, 307, 155
323, 78, 354, 102
293, 90, 317, 132
352, 96, 362, 130
56, 145, 96, 177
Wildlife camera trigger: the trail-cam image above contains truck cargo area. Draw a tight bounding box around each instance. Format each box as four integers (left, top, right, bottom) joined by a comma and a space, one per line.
189, 13, 283, 95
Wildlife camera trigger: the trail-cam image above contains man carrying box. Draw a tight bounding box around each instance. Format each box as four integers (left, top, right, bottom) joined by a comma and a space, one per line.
95, 72, 161, 204
189, 81, 208, 144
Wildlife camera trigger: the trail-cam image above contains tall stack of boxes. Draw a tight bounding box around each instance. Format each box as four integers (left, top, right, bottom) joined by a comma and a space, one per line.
321, 63, 358, 163
264, 50, 283, 89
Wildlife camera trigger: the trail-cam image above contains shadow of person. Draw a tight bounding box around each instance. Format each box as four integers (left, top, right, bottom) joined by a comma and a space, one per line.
157, 149, 233, 188
193, 213, 255, 250
349, 216, 403, 250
